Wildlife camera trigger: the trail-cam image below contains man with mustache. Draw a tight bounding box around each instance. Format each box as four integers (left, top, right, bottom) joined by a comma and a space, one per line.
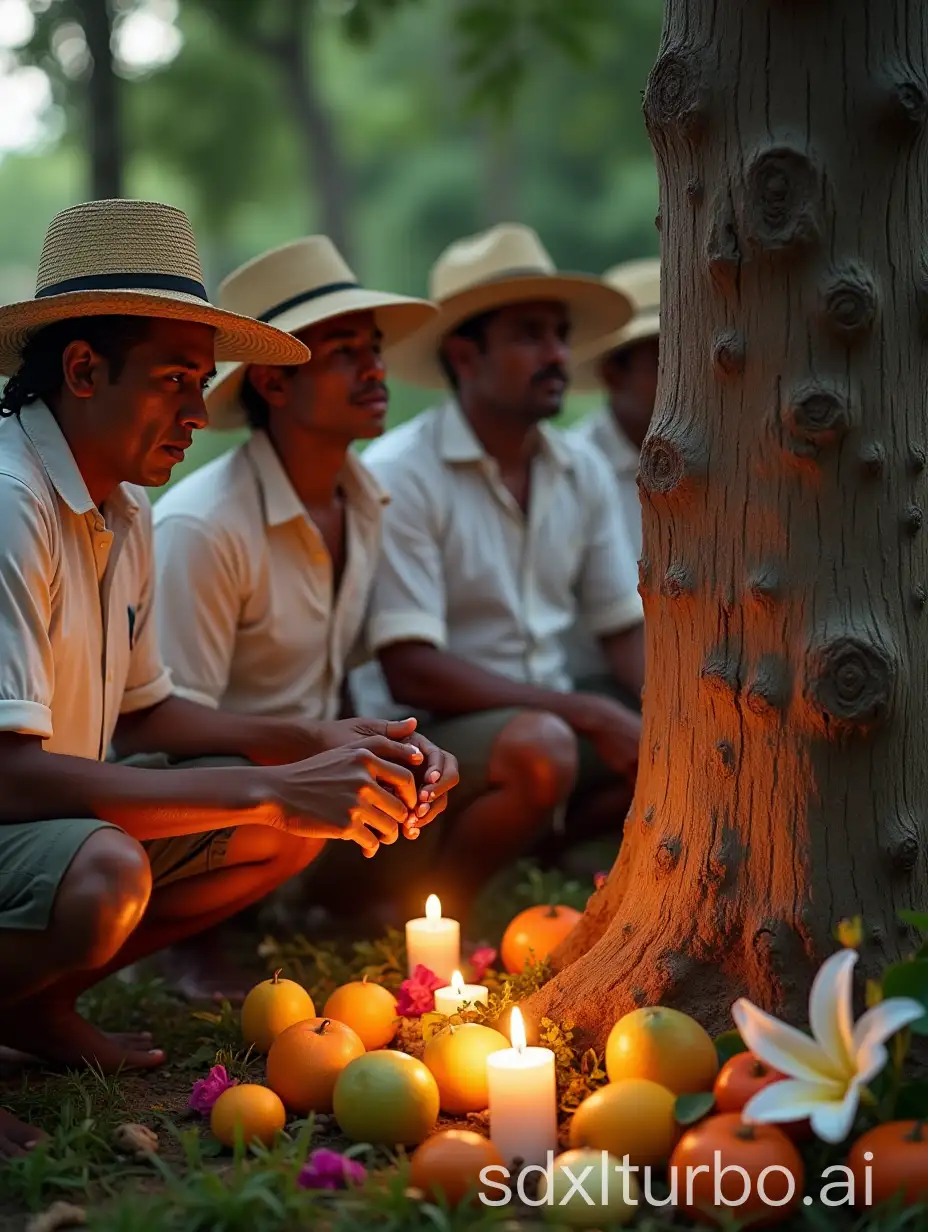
152, 237, 459, 989
354, 225, 646, 921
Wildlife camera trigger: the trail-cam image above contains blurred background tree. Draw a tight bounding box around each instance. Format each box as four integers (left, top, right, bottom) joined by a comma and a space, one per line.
0, 0, 662, 485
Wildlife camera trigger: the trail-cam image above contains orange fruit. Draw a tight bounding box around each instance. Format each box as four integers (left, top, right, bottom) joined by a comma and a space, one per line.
569, 1077, 678, 1167
241, 969, 315, 1053
210, 1084, 286, 1149
606, 1006, 718, 1095
410, 1130, 505, 1207
847, 1121, 928, 1208
323, 980, 397, 1051
422, 1023, 509, 1114
266, 1016, 365, 1113
333, 1050, 440, 1145
500, 905, 581, 973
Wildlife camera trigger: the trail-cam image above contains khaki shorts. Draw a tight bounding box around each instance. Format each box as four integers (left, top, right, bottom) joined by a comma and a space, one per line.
0, 753, 245, 933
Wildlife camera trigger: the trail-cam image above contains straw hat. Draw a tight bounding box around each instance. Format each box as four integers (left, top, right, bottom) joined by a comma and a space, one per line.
204, 235, 437, 430
569, 258, 660, 391
0, 199, 310, 377
382, 223, 634, 389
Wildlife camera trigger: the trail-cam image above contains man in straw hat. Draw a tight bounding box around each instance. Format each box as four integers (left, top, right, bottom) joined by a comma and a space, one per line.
0, 201, 454, 1148
151, 235, 459, 977
563, 257, 660, 680
356, 223, 647, 921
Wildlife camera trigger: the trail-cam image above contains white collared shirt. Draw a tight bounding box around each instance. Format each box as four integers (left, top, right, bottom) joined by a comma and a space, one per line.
360, 400, 643, 699
152, 430, 389, 722
0, 403, 173, 759
570, 406, 642, 557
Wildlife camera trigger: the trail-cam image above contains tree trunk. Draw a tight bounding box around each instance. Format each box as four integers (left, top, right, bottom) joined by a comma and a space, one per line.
525, 0, 928, 1049
277, 0, 353, 258
76, 0, 122, 198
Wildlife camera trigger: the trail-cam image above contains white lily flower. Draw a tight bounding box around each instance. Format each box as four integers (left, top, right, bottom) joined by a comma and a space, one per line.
731, 947, 924, 1143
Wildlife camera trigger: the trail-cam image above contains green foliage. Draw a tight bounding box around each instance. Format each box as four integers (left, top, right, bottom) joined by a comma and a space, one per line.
713, 1029, 747, 1065
257, 926, 408, 1004
537, 1018, 608, 1115
673, 1091, 716, 1126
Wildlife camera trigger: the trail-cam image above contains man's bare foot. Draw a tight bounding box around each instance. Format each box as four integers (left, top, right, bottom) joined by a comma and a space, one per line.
1, 1001, 165, 1074
0, 1108, 45, 1158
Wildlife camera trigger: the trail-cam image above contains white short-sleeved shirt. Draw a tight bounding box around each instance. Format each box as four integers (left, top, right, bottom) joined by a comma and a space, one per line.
564, 407, 643, 677
0, 403, 173, 759
152, 429, 388, 722
360, 399, 643, 702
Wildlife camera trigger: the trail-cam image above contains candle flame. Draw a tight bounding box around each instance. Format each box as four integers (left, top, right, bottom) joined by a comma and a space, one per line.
451, 970, 465, 994
510, 1006, 526, 1051
425, 894, 441, 922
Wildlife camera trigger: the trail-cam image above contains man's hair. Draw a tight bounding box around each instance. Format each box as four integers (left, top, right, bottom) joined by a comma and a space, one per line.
438, 308, 498, 389
240, 370, 271, 431
0, 315, 151, 417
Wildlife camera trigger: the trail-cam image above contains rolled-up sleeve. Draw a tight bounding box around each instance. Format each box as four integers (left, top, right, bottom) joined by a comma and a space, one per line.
151, 513, 243, 710
121, 499, 174, 714
575, 445, 644, 635
0, 476, 56, 738
364, 461, 447, 652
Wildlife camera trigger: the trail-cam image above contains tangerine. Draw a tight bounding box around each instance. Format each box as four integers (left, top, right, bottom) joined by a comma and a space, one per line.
847, 1121, 928, 1208
606, 1006, 719, 1095
569, 1077, 678, 1167
240, 969, 315, 1054
500, 904, 581, 973
323, 980, 397, 1051
210, 1084, 286, 1149
266, 1016, 365, 1113
422, 1023, 509, 1114
409, 1130, 505, 1207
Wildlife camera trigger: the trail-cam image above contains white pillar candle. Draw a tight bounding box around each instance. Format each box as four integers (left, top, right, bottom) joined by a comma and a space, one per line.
434, 969, 489, 1017
487, 1007, 558, 1170
405, 894, 460, 982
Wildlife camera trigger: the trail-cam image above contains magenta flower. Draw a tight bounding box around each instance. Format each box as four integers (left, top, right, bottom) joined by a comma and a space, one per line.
396, 964, 444, 1016
469, 947, 497, 982
188, 1065, 237, 1116
593, 870, 608, 890
298, 1148, 367, 1191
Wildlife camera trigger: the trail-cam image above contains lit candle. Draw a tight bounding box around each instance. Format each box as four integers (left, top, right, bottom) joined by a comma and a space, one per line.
486, 1007, 558, 1169
434, 969, 489, 1017
405, 894, 460, 982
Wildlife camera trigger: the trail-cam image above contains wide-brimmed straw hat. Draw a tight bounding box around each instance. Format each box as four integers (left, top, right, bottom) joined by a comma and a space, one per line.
204, 235, 437, 430
0, 199, 310, 377
569, 257, 660, 391
382, 223, 634, 389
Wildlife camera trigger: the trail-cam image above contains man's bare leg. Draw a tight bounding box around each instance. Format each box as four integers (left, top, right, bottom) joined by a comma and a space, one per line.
0, 1108, 45, 1159
0, 826, 322, 1073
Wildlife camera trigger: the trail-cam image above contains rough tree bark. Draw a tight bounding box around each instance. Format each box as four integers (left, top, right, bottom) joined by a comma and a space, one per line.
75, 0, 123, 198
526, 0, 928, 1047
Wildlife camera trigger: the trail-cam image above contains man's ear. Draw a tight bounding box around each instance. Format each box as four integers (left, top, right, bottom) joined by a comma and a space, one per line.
442, 335, 479, 385
246, 364, 293, 408
61, 340, 106, 400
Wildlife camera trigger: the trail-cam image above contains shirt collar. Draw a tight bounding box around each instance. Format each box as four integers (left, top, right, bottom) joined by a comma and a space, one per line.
18, 402, 140, 521
246, 429, 389, 528
437, 398, 574, 471
592, 406, 640, 476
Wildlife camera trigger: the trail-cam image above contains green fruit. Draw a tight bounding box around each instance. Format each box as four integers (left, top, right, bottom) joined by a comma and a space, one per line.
333, 1050, 440, 1145
540, 1149, 639, 1227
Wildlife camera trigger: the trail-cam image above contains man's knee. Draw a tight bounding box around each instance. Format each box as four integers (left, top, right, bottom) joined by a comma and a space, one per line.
226, 825, 323, 877
490, 711, 579, 811
55, 829, 152, 969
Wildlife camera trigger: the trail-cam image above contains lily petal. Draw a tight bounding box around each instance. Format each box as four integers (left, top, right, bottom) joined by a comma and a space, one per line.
741, 1078, 843, 1125
851, 997, 925, 1062
807, 1078, 861, 1144
809, 948, 856, 1074
732, 998, 835, 1083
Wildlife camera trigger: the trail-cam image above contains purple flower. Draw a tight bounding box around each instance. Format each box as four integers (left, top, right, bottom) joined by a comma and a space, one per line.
188, 1065, 237, 1116
593, 870, 608, 890
469, 947, 497, 982
298, 1148, 367, 1191
396, 964, 444, 1017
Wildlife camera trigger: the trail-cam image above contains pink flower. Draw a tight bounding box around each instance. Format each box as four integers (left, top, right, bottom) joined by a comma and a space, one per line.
298, 1148, 366, 1191
593, 870, 608, 890
396, 964, 444, 1017
188, 1065, 237, 1116
469, 947, 497, 982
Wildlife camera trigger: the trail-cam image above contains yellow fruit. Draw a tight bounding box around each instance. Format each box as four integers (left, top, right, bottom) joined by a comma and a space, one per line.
569, 1078, 678, 1167
606, 1006, 719, 1095
210, 1084, 286, 1149
266, 1017, 365, 1114
410, 1130, 505, 1207
333, 1050, 440, 1145
422, 1023, 510, 1114
241, 969, 315, 1054
323, 980, 398, 1051
539, 1149, 639, 1226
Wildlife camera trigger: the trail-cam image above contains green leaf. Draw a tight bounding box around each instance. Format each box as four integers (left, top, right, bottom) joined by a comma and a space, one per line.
674, 1092, 716, 1125
714, 1030, 747, 1064
895, 1079, 928, 1119
898, 910, 928, 932
881, 959, 928, 1035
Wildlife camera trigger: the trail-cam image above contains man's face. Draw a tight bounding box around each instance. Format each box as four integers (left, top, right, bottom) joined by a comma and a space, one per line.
249, 309, 388, 443
63, 318, 215, 488
451, 301, 571, 422
602, 335, 659, 448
